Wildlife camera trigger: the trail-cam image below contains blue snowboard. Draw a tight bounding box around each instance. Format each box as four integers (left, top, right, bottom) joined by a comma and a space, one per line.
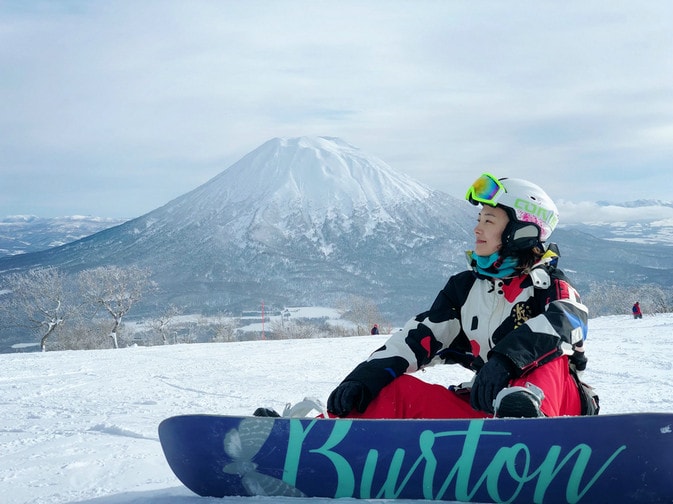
158, 413, 673, 503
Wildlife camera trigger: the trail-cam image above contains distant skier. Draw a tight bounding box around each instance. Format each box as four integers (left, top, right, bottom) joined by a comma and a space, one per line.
370, 324, 379, 335
632, 302, 643, 319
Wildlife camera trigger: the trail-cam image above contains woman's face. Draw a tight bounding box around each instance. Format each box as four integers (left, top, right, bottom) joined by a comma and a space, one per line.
474, 205, 509, 256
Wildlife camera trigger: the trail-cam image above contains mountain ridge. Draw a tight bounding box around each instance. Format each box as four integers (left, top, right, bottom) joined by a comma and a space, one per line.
6, 195, 673, 261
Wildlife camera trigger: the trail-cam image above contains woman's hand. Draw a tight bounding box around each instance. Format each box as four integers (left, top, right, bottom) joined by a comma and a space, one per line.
470, 355, 514, 413
327, 381, 372, 417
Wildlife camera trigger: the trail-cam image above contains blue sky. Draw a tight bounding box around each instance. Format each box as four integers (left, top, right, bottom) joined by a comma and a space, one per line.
1, 1, 672, 220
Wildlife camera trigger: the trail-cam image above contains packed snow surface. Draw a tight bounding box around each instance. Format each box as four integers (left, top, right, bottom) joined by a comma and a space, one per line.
1, 313, 672, 504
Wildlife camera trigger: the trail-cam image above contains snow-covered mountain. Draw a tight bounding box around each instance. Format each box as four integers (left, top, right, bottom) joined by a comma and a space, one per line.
596, 199, 673, 209
1, 136, 672, 331
0, 137, 473, 320
558, 199, 673, 246
0, 215, 127, 257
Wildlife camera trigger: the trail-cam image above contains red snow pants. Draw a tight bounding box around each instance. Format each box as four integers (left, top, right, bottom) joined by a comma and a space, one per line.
341, 356, 581, 419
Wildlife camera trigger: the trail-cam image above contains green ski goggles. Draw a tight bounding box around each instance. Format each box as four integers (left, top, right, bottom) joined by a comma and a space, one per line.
465, 173, 505, 206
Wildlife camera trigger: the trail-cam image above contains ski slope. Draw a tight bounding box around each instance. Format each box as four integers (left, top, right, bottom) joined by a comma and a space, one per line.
1, 313, 672, 504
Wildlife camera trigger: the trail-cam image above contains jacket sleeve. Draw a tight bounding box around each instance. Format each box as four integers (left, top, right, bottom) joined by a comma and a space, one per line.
336, 272, 475, 398
489, 268, 589, 376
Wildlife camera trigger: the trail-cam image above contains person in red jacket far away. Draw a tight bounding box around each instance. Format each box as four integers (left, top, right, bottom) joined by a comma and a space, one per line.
632, 302, 643, 319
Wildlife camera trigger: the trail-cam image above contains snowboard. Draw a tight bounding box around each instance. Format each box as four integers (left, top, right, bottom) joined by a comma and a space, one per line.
158, 413, 673, 503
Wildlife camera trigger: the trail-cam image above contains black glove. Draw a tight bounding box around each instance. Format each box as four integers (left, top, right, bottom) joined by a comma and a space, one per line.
327, 381, 372, 417
570, 348, 588, 372
470, 354, 514, 413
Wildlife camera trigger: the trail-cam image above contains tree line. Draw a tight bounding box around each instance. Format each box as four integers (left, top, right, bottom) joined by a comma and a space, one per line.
582, 281, 673, 318
0, 268, 388, 351
0, 266, 153, 351
2, 266, 670, 352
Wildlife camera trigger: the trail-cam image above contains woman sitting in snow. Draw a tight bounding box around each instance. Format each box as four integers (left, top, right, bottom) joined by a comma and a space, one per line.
324, 174, 598, 419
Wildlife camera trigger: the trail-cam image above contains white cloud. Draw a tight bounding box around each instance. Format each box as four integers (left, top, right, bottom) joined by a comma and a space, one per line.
557, 200, 673, 226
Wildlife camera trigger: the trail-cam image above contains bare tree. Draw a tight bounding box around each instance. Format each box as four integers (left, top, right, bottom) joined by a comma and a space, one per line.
337, 295, 383, 335
269, 318, 320, 339
78, 266, 154, 349
0, 268, 74, 351
51, 318, 113, 351
149, 304, 183, 344
645, 285, 673, 314
210, 315, 239, 342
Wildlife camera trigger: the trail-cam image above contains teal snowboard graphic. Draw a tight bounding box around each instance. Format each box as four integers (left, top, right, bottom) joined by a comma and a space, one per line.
159, 413, 673, 503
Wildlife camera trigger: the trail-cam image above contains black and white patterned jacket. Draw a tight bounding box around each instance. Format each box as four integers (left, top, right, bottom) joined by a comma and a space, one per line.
339, 249, 589, 399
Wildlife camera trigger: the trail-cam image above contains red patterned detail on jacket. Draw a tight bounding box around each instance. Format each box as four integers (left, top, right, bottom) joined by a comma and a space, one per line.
502, 275, 527, 303
470, 340, 481, 358
555, 279, 580, 302
420, 336, 432, 357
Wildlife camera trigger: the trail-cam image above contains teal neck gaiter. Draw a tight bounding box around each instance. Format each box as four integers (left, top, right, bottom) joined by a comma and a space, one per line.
471, 251, 519, 278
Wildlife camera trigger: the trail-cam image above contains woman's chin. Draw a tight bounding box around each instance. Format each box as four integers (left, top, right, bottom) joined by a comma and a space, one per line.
475, 246, 494, 256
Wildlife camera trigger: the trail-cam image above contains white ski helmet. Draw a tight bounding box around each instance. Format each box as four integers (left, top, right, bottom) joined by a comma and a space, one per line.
466, 173, 559, 253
